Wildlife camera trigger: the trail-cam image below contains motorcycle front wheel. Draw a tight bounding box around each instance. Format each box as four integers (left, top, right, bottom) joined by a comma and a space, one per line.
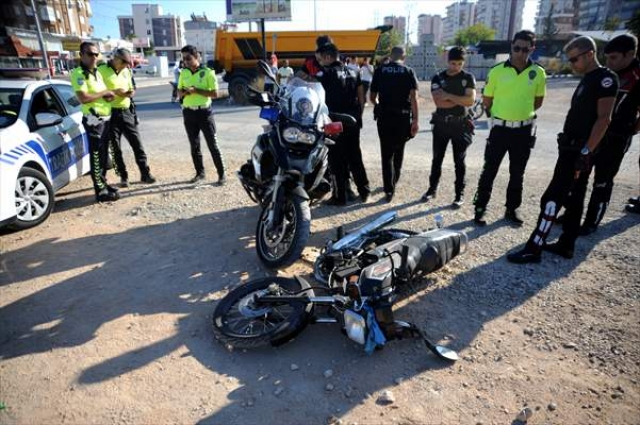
256, 196, 311, 268
212, 277, 313, 348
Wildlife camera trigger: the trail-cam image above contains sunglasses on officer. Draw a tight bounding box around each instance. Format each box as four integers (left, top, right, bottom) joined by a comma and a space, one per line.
568, 50, 592, 64
83, 51, 99, 57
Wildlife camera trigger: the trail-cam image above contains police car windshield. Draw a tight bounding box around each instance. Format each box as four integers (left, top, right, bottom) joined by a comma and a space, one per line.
279, 77, 329, 127
0, 88, 23, 129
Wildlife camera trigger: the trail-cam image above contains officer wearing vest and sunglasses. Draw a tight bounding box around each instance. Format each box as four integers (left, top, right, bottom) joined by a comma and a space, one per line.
178, 45, 226, 185
98, 48, 156, 187
472, 30, 546, 226
71, 41, 120, 203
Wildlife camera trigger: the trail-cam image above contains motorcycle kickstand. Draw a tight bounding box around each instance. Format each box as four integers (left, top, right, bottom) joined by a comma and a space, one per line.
393, 321, 459, 362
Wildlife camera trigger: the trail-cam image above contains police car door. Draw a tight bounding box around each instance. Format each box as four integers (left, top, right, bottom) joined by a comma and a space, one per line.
28, 87, 75, 191
52, 83, 88, 179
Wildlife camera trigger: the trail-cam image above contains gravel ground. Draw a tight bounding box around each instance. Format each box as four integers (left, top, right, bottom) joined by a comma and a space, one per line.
0, 80, 638, 425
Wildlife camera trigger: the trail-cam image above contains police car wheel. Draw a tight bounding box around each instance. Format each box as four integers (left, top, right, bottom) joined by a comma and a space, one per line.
12, 167, 54, 230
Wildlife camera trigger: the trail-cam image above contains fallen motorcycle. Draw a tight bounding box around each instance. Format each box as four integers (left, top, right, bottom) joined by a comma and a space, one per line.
212, 213, 466, 361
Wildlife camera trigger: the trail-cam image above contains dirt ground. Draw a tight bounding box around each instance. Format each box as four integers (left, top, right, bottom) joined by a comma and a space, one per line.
1, 81, 639, 425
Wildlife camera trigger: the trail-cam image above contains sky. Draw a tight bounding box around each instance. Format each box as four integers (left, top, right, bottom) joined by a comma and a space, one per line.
90, 0, 539, 43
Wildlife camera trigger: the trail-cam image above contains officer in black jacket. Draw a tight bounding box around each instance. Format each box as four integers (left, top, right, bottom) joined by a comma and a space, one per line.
370, 46, 419, 202
316, 42, 370, 205
508, 36, 618, 264
422, 46, 476, 207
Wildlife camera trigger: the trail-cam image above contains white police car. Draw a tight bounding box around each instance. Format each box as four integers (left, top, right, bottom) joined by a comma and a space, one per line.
0, 79, 89, 230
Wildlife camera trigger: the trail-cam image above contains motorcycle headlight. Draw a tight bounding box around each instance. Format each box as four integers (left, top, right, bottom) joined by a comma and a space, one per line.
282, 127, 316, 145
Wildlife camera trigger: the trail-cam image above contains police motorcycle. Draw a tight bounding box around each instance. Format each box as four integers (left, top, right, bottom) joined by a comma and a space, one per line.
212, 212, 466, 361
238, 60, 355, 268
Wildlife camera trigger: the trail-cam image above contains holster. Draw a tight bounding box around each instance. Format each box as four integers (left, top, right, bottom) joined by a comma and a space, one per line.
557, 132, 582, 152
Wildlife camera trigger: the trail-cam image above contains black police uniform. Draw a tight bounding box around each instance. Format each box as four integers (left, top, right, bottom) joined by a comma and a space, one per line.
519, 67, 619, 258
317, 61, 370, 204
427, 69, 476, 200
99, 63, 153, 184
370, 61, 418, 198
582, 58, 640, 231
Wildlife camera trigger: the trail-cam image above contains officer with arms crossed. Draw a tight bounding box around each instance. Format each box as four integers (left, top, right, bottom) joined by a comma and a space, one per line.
579, 34, 640, 231
315, 42, 370, 205
473, 30, 546, 226
369, 46, 419, 202
98, 48, 156, 187
71, 41, 120, 203
422, 46, 476, 207
508, 36, 618, 264
178, 45, 226, 184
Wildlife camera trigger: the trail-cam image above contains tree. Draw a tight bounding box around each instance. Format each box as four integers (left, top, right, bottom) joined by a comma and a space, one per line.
627, 10, 640, 37
375, 29, 404, 61
542, 4, 559, 40
125, 33, 137, 41
603, 16, 621, 31
452, 23, 495, 47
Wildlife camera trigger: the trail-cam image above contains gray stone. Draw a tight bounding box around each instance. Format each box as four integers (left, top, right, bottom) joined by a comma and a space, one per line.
325, 383, 335, 391
290, 364, 299, 371
273, 387, 284, 396
324, 369, 334, 378
516, 407, 533, 422
548, 402, 557, 411
377, 390, 395, 405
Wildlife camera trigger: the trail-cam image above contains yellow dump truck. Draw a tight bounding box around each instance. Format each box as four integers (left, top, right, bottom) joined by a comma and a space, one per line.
212, 27, 390, 103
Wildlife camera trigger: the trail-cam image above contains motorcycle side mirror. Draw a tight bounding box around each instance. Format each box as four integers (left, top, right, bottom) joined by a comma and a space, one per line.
257, 60, 279, 87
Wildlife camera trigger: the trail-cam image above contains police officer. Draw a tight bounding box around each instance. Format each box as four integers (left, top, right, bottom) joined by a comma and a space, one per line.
98, 48, 156, 187
370, 46, 419, 202
422, 46, 476, 207
178, 45, 225, 184
315, 42, 370, 205
473, 30, 546, 226
71, 41, 120, 203
579, 34, 640, 232
508, 36, 618, 264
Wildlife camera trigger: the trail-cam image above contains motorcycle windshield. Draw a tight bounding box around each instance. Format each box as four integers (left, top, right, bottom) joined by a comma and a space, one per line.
279, 77, 330, 128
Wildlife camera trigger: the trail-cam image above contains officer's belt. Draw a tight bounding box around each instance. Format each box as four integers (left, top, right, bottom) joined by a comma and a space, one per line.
183, 105, 211, 110
379, 108, 411, 116
432, 113, 466, 123
492, 117, 534, 128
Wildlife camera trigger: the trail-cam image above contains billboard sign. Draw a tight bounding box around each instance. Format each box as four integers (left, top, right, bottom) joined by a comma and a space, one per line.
226, 0, 292, 22
132, 37, 150, 48
62, 39, 81, 51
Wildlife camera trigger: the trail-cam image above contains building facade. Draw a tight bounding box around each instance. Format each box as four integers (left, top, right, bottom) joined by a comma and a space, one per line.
577, 0, 640, 31
535, 0, 578, 36
383, 15, 407, 41
475, 0, 525, 41
0, 0, 93, 38
442, 0, 476, 45
118, 3, 183, 57
417, 14, 443, 46
184, 14, 217, 59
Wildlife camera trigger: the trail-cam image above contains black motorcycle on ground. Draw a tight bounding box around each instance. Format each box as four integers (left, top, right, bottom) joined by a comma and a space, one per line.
212, 212, 467, 361
238, 61, 353, 268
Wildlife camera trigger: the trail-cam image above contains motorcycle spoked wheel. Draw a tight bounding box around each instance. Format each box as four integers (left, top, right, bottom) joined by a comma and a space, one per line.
212, 277, 313, 348
256, 197, 311, 268
313, 228, 418, 284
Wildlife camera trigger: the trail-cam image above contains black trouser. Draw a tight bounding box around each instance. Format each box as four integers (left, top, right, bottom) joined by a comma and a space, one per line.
328, 126, 370, 202
82, 116, 110, 196
182, 107, 225, 177
108, 107, 150, 181
526, 148, 589, 252
377, 114, 411, 196
429, 122, 473, 197
583, 132, 632, 227
474, 125, 533, 211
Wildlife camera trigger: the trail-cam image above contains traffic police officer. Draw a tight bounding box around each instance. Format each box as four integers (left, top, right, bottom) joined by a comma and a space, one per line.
315, 42, 370, 205
508, 36, 618, 264
71, 41, 120, 202
422, 46, 476, 207
580, 34, 640, 231
370, 46, 419, 202
178, 45, 226, 184
98, 48, 156, 187
473, 30, 546, 226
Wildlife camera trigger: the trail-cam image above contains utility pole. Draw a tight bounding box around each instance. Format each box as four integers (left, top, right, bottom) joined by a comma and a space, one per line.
30, 0, 51, 78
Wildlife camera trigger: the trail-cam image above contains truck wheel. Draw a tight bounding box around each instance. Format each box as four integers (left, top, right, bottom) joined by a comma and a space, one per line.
229, 76, 250, 105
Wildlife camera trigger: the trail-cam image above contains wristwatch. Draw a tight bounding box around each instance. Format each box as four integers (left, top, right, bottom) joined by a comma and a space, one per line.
580, 147, 590, 155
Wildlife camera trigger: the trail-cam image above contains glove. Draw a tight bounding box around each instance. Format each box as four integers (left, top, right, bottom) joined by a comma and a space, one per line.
574, 150, 593, 174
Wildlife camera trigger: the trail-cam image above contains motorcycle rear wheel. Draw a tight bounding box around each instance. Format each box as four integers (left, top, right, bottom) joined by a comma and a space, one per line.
256, 197, 311, 268
212, 277, 313, 348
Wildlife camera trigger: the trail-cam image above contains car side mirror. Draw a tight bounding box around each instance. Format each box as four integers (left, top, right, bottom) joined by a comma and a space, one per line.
35, 112, 64, 128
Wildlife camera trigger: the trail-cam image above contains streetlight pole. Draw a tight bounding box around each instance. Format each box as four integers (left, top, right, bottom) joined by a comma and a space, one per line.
30, 0, 51, 79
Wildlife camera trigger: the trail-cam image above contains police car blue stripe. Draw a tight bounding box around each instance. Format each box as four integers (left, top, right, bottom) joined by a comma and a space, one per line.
15, 146, 30, 154
10, 149, 24, 157
25, 140, 51, 174
0, 157, 14, 165
4, 153, 19, 160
